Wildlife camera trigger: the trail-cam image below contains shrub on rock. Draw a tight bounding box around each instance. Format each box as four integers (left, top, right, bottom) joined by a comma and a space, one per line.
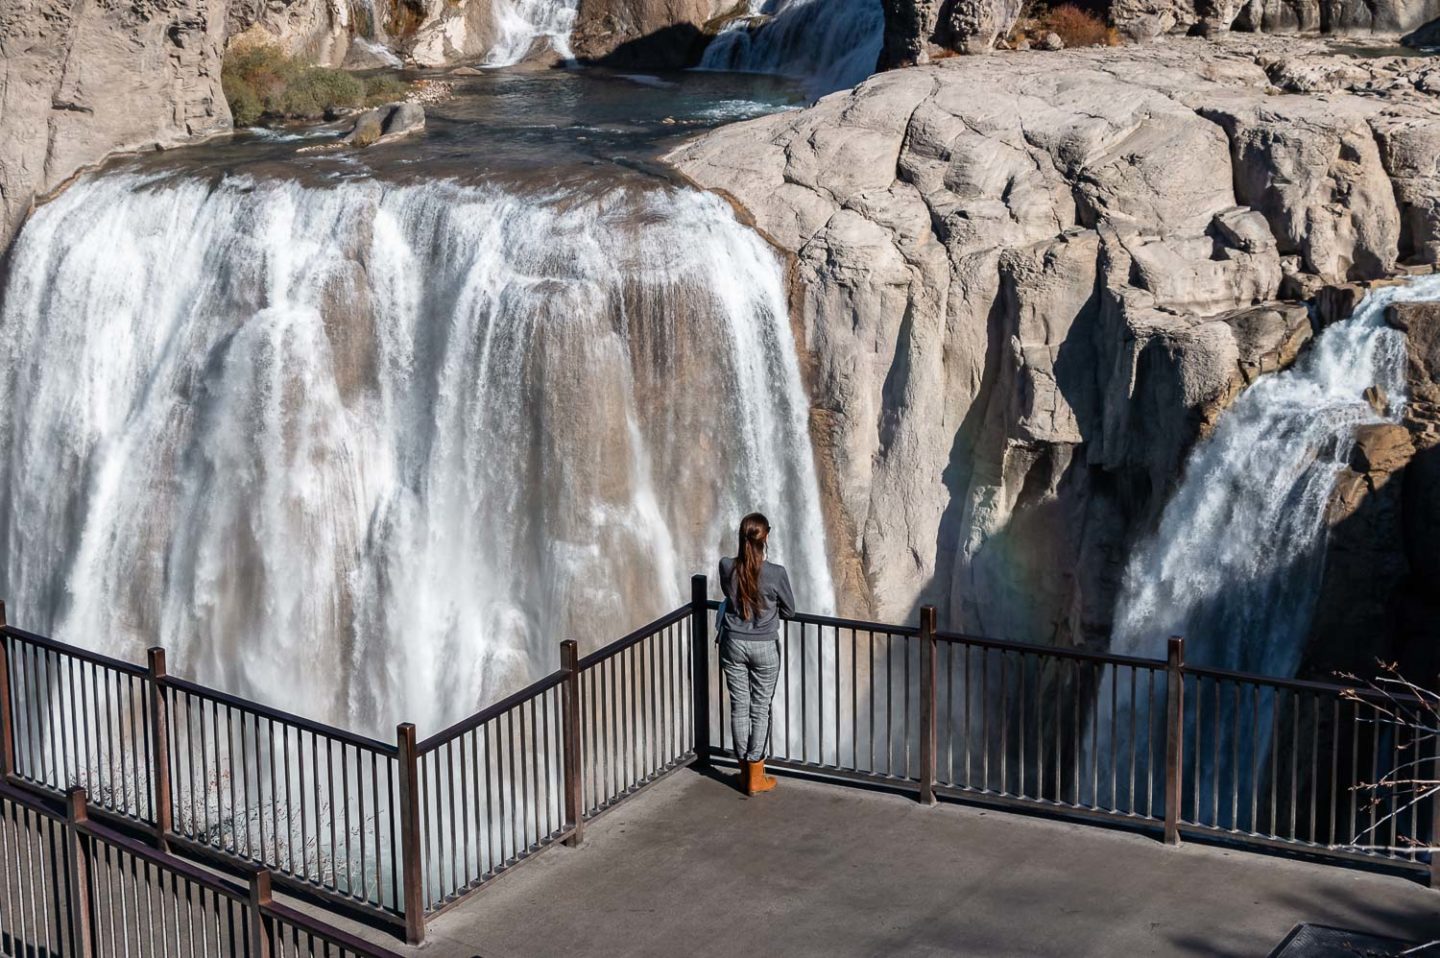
222, 43, 410, 126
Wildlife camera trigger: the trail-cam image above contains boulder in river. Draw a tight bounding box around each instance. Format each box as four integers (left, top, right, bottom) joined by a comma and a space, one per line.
343, 103, 425, 147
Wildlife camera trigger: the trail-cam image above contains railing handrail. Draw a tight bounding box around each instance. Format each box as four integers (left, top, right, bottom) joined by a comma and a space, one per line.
934, 628, 1167, 671
575, 605, 692, 670
163, 673, 399, 756
2, 623, 149, 676
1179, 661, 1421, 704
416, 668, 568, 753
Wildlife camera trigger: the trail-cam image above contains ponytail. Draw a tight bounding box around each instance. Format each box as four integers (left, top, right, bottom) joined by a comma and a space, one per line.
734, 513, 770, 621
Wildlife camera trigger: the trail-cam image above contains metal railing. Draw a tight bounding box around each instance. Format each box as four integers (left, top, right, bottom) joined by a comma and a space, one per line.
704, 604, 1437, 879
0, 592, 709, 943
0, 779, 400, 958
3, 574, 1437, 952
576, 603, 697, 819
413, 669, 569, 915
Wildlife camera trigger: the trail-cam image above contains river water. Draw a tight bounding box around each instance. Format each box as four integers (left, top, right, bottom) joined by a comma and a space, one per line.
0, 68, 837, 739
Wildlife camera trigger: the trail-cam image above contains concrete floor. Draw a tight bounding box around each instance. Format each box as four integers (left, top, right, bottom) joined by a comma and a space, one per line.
366, 767, 1440, 957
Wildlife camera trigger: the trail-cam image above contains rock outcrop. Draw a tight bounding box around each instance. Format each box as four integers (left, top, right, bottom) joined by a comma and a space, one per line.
670, 36, 1440, 645
0, 0, 233, 251
880, 0, 1023, 65
227, 0, 359, 66
570, 0, 731, 67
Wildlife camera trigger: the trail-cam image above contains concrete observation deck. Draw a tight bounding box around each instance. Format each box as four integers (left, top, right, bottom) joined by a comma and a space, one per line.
335, 766, 1440, 957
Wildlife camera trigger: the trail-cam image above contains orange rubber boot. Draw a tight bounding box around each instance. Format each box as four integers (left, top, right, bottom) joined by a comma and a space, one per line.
746, 758, 777, 795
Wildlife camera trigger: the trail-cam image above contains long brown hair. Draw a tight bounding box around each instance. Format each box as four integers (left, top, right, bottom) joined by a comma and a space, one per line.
733, 512, 770, 621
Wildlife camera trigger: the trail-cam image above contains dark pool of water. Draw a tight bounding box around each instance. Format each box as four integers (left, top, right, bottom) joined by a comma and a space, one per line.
118, 65, 804, 190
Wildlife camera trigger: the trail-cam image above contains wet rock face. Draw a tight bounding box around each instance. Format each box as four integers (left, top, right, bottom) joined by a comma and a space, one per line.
670, 36, 1440, 641
0, 0, 232, 250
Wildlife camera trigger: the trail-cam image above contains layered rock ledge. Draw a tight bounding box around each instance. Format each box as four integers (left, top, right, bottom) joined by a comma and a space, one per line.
669, 36, 1440, 648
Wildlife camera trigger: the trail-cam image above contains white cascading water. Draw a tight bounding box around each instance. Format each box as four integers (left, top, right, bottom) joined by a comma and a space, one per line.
1110, 276, 1440, 671
0, 173, 835, 740
698, 0, 885, 98
1089, 277, 1440, 821
483, 0, 578, 65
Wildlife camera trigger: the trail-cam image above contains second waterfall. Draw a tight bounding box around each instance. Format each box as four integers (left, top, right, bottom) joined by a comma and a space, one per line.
0, 173, 836, 738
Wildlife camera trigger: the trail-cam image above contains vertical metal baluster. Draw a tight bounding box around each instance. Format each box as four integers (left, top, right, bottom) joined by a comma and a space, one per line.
1144, 668, 1155, 816
1124, 667, 1136, 814
1017, 655, 1027, 797
946, 641, 956, 787
833, 626, 841, 770
223, 706, 236, 854
1387, 708, 1399, 853
1211, 678, 1221, 828
447, 738, 459, 896
885, 633, 894, 777
963, 645, 973, 790
627, 644, 638, 789
660, 626, 670, 767
1251, 685, 1261, 834
1290, 691, 1299, 841
1230, 683, 1240, 831
999, 652, 1009, 795
904, 632, 913, 779
1309, 693, 1319, 845
1191, 676, 1201, 824
1070, 662, 1081, 808
853, 630, 861, 773
507, 709, 520, 861
528, 696, 539, 847
868, 631, 876, 774
542, 689, 554, 840
800, 623, 809, 766
981, 650, 991, 793
607, 655, 618, 803
1053, 657, 1063, 804
1269, 688, 1280, 837
199, 696, 214, 846
486, 720, 498, 875
1348, 698, 1359, 846
1328, 698, 1339, 847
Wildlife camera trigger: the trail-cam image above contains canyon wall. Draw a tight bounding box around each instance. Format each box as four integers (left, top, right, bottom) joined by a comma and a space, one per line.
670, 37, 1440, 652
0, 0, 232, 251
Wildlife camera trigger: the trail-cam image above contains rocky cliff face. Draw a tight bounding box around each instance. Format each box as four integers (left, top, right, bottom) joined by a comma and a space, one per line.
0, 0, 232, 251
669, 37, 1440, 647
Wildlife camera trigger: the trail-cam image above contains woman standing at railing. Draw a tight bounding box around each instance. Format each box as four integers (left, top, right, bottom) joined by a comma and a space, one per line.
718, 512, 795, 796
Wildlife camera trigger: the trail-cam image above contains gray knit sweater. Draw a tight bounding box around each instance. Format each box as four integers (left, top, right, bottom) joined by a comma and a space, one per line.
718, 557, 796, 640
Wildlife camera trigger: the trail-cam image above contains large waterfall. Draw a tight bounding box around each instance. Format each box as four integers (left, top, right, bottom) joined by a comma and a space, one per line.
698, 0, 885, 98
1111, 277, 1440, 672
0, 172, 835, 738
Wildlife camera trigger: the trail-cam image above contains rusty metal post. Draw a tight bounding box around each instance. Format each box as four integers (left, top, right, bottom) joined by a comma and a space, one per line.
1164, 637, 1185, 846
146, 648, 173, 849
0, 600, 14, 779
918, 606, 938, 806
560, 640, 584, 847
690, 574, 711, 766
247, 869, 273, 958
64, 786, 95, 958
396, 722, 425, 944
